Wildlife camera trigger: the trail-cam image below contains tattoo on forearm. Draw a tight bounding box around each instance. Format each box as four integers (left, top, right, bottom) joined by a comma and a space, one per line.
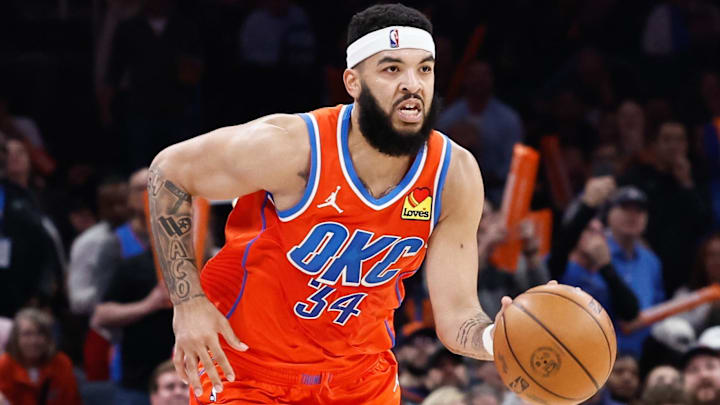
164, 181, 192, 214
456, 312, 492, 355
148, 165, 203, 305
149, 166, 163, 196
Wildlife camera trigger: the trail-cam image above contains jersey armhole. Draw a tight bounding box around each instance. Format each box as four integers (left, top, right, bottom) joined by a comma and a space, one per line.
273, 113, 321, 222
430, 133, 452, 233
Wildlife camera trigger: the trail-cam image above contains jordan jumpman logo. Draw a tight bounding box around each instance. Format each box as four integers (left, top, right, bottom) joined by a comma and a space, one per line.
317, 186, 343, 213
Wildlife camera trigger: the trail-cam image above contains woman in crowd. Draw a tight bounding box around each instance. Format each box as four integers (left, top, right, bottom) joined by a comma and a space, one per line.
0, 307, 82, 405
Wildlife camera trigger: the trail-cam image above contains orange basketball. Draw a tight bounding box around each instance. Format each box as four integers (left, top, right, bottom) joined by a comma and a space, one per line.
493, 283, 617, 405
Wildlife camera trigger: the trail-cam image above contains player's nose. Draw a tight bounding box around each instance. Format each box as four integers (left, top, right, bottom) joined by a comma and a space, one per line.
400, 70, 422, 95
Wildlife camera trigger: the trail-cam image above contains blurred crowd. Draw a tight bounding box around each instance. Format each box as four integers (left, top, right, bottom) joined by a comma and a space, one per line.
2, 0, 720, 404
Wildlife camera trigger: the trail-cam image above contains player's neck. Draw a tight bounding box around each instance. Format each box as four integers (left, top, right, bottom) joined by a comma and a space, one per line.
347, 110, 414, 199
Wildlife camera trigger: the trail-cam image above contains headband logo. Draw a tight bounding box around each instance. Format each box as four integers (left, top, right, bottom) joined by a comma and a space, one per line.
389, 29, 399, 48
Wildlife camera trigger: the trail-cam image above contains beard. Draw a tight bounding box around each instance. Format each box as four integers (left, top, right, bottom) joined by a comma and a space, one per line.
356, 82, 440, 157
691, 380, 720, 405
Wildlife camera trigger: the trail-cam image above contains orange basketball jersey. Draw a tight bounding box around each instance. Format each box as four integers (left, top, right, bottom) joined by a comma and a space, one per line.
200, 104, 452, 371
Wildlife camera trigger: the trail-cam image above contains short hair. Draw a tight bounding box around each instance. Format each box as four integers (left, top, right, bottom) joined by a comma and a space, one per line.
149, 360, 177, 393
639, 383, 690, 405
5, 308, 56, 365
347, 3, 433, 47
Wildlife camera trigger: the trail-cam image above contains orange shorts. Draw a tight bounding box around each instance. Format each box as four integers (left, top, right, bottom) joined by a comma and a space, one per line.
189, 351, 400, 405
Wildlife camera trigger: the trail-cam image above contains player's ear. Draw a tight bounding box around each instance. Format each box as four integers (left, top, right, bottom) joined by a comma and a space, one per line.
343, 68, 362, 99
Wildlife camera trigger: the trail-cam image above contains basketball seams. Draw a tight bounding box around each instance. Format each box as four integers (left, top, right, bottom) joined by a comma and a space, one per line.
500, 313, 582, 402
511, 302, 600, 391
524, 291, 613, 377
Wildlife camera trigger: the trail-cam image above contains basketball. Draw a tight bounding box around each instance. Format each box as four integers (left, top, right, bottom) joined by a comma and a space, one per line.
493, 283, 617, 405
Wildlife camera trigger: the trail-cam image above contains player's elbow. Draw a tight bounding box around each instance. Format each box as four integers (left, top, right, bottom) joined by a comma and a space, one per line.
434, 316, 462, 354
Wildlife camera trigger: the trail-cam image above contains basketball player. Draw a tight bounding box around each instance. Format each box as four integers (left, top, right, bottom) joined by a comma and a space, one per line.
148, 4, 510, 404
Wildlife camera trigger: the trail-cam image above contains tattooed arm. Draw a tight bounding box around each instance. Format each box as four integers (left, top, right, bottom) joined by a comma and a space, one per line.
148, 114, 309, 396
424, 143, 509, 361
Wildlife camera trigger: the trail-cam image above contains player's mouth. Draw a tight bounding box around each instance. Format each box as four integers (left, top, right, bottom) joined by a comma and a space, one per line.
396, 99, 423, 123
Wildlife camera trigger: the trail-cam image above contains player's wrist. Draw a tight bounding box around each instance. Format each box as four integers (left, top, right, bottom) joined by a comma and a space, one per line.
482, 323, 495, 357
172, 292, 208, 308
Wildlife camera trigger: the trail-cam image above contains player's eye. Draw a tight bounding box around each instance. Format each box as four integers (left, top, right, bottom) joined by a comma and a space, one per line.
385, 66, 399, 73
420, 65, 432, 73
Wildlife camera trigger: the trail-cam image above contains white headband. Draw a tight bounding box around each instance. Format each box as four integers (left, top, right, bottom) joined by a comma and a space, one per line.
346, 26, 435, 68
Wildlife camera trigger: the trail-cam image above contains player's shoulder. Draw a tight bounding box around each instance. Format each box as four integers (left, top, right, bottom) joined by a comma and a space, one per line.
243, 113, 308, 141
226, 113, 310, 160
434, 139, 484, 221
444, 139, 482, 187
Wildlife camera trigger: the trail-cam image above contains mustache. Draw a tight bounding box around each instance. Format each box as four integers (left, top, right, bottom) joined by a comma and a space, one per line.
392, 93, 424, 110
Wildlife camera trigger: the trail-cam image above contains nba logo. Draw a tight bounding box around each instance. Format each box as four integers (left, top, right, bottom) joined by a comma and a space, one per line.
389, 29, 399, 48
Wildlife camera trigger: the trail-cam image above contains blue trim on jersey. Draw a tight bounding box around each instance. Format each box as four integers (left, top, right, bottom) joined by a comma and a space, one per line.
275, 113, 318, 218
433, 136, 452, 227
340, 104, 426, 207
226, 193, 269, 319
385, 320, 396, 347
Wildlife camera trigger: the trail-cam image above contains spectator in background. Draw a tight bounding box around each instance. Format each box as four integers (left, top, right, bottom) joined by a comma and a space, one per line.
549, 177, 640, 323
6, 138, 32, 190
5, 137, 66, 303
616, 100, 646, 159
437, 60, 524, 204
0, 317, 11, 353
472, 362, 508, 403
104, 0, 204, 170
236, 0, 317, 119
94, 0, 142, 119
91, 252, 174, 405
0, 133, 62, 318
642, 1, 691, 57
67, 176, 128, 382
423, 348, 470, 393
421, 385, 465, 405
698, 85, 720, 229
674, 233, 720, 333
0, 91, 54, 178
397, 328, 440, 402
238, 0, 315, 69
644, 365, 682, 392
621, 121, 711, 296
543, 89, 599, 193
606, 353, 640, 404
464, 383, 502, 405
476, 201, 549, 318
2, 138, 67, 316
642, 317, 696, 375
116, 167, 149, 259
68, 176, 128, 315
638, 384, 690, 405
682, 344, 720, 405
0, 308, 82, 405
149, 360, 188, 405
603, 187, 664, 357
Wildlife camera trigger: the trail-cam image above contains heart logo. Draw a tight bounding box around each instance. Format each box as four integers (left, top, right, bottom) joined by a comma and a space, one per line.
409, 187, 431, 206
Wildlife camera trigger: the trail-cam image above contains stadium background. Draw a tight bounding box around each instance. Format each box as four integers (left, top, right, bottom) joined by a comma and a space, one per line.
1, 0, 720, 404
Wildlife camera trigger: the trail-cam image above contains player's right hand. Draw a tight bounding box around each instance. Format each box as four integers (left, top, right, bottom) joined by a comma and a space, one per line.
172, 295, 248, 397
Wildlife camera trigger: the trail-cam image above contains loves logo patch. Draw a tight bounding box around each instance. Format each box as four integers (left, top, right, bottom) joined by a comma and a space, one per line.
402, 187, 432, 221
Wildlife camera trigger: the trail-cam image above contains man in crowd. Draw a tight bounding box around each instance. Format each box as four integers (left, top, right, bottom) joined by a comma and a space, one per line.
149, 360, 188, 405
621, 121, 711, 295
551, 177, 640, 324
683, 344, 720, 405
